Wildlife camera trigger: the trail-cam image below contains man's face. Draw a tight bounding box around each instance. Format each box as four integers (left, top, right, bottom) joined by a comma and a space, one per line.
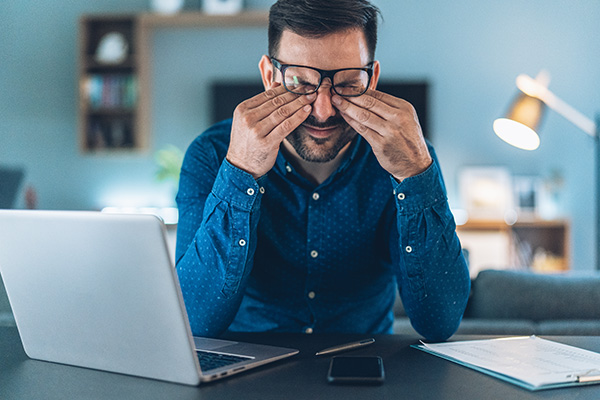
267, 29, 377, 163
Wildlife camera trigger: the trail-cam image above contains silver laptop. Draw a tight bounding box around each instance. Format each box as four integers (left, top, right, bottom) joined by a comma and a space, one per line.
0, 210, 298, 385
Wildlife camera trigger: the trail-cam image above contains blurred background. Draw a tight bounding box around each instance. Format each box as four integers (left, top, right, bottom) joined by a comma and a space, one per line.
1, 0, 599, 272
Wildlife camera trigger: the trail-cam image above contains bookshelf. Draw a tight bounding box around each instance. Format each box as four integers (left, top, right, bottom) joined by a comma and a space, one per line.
78, 15, 138, 152
77, 11, 269, 153
456, 219, 570, 276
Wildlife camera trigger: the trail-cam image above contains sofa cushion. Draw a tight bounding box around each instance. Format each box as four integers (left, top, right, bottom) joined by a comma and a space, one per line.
392, 317, 416, 335
465, 269, 600, 321
455, 319, 536, 336
538, 321, 600, 336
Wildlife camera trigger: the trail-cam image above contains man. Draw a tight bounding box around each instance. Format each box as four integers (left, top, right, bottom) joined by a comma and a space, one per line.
176, 0, 470, 342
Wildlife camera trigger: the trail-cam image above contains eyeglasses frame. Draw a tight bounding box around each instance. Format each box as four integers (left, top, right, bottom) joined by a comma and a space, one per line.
270, 57, 374, 98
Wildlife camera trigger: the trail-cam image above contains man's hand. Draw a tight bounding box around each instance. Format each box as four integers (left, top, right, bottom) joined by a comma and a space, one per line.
226, 84, 316, 179
332, 90, 432, 182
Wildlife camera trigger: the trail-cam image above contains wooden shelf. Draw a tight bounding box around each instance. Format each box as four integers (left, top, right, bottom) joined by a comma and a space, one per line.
83, 57, 137, 71
77, 11, 269, 154
456, 219, 570, 275
78, 15, 138, 152
138, 11, 268, 28
86, 108, 135, 116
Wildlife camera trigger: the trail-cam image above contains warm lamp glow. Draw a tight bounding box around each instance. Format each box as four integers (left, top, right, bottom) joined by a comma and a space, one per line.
495, 85, 545, 151
495, 69, 599, 271
493, 118, 540, 150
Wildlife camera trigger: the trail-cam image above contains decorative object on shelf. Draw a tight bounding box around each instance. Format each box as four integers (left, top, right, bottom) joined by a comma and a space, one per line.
150, 0, 185, 14
202, 0, 243, 15
83, 74, 137, 110
537, 169, 564, 220
513, 175, 541, 218
493, 70, 599, 270
459, 166, 514, 222
456, 219, 570, 274
94, 32, 129, 65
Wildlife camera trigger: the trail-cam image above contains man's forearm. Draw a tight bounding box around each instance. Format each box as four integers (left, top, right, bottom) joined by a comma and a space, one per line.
392, 159, 470, 342
176, 159, 263, 337
398, 204, 470, 342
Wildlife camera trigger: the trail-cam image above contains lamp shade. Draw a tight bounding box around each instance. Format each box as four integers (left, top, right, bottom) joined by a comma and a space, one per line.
493, 91, 546, 151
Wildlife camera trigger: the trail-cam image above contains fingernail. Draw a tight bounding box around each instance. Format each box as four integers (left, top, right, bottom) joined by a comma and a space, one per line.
303, 104, 312, 112
332, 95, 341, 105
306, 93, 316, 101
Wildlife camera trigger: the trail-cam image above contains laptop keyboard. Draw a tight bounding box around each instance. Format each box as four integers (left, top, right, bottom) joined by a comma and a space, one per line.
197, 350, 251, 371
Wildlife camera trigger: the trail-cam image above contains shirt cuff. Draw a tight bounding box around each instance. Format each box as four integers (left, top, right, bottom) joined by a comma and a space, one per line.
211, 159, 265, 212
390, 160, 447, 215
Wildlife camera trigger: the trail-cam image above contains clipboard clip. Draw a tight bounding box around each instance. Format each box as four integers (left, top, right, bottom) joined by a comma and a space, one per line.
576, 369, 600, 383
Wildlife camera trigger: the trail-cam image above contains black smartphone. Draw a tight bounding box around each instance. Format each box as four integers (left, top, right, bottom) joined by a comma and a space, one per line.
327, 356, 385, 385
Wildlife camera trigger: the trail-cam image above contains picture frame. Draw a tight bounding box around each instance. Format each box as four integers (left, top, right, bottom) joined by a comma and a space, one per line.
202, 0, 243, 15
513, 175, 541, 217
459, 166, 513, 221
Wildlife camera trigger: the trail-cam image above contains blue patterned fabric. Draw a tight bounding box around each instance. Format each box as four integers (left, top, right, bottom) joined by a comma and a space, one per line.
176, 119, 470, 341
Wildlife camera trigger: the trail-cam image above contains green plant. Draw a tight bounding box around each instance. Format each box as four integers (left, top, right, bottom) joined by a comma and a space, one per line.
155, 144, 184, 184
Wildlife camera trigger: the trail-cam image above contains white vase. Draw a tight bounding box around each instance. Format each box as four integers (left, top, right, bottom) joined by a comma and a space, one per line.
151, 0, 184, 14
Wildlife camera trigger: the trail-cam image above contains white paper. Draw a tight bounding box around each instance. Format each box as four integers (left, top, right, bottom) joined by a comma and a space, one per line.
420, 336, 600, 388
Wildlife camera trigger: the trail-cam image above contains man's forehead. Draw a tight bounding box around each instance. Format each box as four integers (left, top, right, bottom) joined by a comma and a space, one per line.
275, 28, 370, 69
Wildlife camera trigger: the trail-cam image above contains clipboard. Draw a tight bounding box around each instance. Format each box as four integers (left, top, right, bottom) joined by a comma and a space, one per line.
412, 336, 600, 391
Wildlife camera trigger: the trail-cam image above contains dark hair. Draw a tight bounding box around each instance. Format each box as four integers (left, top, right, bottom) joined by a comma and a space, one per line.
268, 0, 381, 61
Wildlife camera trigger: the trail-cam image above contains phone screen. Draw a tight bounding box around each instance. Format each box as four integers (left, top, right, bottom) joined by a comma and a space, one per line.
327, 356, 384, 384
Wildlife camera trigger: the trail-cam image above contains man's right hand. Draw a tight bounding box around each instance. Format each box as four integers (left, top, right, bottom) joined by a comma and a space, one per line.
226, 84, 316, 179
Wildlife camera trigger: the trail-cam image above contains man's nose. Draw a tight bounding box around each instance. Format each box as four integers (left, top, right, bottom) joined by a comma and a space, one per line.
310, 80, 337, 122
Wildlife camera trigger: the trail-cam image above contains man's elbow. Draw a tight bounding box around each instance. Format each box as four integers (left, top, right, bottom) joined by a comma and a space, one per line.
412, 314, 463, 342
410, 291, 470, 342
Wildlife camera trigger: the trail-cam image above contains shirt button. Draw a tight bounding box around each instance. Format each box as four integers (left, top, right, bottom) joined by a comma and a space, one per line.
285, 165, 292, 173
259, 187, 265, 194
405, 245, 413, 253
310, 250, 319, 259
308, 291, 316, 299
312, 192, 320, 201
305, 327, 313, 334
239, 239, 247, 247
246, 188, 255, 196
397, 193, 406, 200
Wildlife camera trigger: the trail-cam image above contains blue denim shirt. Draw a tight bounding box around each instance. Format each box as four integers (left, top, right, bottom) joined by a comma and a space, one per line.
176, 119, 470, 341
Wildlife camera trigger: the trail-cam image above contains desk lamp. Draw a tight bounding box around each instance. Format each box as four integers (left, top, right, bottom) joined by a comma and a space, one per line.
493, 71, 600, 270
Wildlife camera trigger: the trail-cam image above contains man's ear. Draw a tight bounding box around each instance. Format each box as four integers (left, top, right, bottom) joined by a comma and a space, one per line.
258, 55, 275, 90
369, 60, 380, 90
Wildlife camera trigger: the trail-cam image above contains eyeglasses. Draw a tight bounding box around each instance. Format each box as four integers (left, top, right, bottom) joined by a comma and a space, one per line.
270, 57, 374, 97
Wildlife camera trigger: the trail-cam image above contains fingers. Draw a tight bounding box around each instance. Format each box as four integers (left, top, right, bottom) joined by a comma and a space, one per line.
235, 85, 315, 138
227, 84, 315, 178
332, 89, 417, 132
241, 83, 289, 110
267, 103, 313, 142
332, 93, 385, 143
255, 92, 315, 137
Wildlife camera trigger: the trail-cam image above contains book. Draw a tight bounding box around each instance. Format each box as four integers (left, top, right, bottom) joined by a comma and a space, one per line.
413, 336, 600, 391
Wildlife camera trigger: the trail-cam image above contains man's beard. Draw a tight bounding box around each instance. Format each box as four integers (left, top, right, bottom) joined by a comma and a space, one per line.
285, 115, 357, 163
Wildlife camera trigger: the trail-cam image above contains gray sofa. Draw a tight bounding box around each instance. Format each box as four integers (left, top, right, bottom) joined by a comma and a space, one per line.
394, 269, 600, 337
4, 269, 600, 335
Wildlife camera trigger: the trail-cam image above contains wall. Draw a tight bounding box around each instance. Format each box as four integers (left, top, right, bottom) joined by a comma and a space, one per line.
1, 0, 599, 270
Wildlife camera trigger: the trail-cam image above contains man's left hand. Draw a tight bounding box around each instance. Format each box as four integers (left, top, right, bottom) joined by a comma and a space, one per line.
332, 90, 432, 182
